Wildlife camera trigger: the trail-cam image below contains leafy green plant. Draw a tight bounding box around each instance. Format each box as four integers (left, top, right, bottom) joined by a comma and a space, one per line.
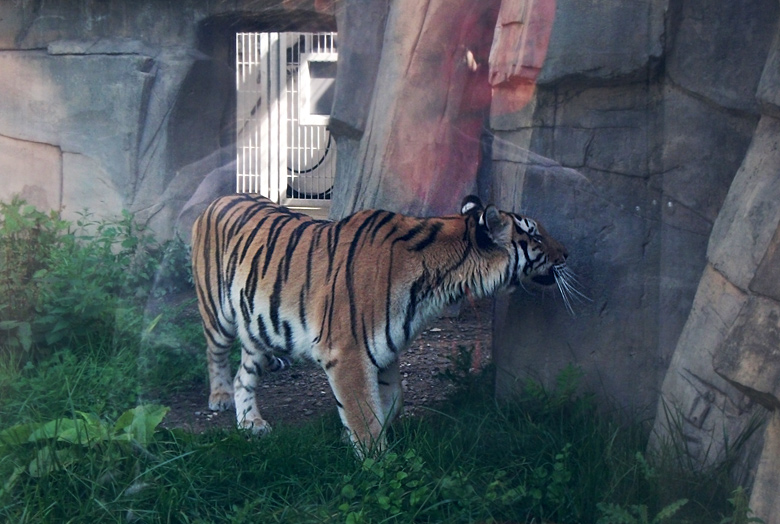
337, 449, 432, 523
0, 198, 66, 355
720, 487, 765, 524
0, 405, 168, 498
598, 498, 689, 524
32, 208, 160, 349
0, 199, 194, 365
598, 452, 688, 524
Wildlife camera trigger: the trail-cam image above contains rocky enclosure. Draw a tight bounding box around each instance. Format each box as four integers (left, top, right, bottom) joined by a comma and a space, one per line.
1, 0, 778, 519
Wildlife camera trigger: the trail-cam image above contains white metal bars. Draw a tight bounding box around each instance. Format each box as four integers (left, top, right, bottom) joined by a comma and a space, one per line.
236, 32, 337, 202
286, 32, 337, 201
236, 32, 286, 198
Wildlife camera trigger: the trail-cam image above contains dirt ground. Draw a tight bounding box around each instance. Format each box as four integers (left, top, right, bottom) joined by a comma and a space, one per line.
160, 299, 493, 433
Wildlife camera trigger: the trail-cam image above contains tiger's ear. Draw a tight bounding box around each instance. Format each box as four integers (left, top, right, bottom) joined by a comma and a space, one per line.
460, 195, 483, 215
480, 205, 511, 243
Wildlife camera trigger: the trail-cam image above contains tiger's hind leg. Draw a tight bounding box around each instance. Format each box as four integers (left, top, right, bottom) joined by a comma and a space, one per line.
202, 326, 236, 412
233, 345, 290, 434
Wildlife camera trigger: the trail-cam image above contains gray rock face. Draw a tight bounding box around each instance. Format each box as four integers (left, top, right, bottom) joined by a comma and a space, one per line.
0, 134, 62, 210
491, 145, 665, 416
537, 0, 665, 84
483, 2, 780, 517
652, 113, 780, 521
0, 45, 156, 222
708, 117, 780, 292
714, 296, 780, 411
666, 0, 779, 113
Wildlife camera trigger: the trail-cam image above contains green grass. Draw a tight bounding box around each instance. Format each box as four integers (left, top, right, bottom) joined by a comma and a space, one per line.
0, 353, 762, 523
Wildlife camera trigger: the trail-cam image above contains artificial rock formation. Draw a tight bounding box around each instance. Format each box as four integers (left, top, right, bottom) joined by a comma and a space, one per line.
652, 113, 780, 520
329, 0, 500, 218
479, 1, 780, 520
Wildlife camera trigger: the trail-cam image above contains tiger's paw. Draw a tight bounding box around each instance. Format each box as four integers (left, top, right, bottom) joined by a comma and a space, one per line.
208, 391, 234, 411
239, 417, 272, 435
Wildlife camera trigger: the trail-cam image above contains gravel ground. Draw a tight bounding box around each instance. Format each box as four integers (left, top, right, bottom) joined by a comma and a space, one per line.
160, 298, 493, 433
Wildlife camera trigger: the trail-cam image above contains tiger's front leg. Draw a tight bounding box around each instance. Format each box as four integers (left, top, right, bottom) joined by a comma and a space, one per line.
378, 359, 404, 424
323, 349, 387, 457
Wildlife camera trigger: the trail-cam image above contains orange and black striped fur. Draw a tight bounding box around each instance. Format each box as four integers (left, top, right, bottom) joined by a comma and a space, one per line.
191, 194, 568, 454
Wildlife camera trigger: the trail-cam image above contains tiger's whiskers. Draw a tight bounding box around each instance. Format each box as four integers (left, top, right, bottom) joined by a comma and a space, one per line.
553, 265, 591, 317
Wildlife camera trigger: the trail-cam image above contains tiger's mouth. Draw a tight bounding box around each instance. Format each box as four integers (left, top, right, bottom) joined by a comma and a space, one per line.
530, 272, 556, 286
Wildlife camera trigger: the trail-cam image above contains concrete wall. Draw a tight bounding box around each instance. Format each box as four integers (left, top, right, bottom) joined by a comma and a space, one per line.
0, 0, 333, 238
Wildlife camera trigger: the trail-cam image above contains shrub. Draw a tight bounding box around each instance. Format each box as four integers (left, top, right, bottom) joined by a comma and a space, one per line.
0, 198, 67, 356
0, 199, 193, 364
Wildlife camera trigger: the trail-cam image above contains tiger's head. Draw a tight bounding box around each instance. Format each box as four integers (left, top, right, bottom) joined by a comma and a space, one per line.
460, 195, 569, 295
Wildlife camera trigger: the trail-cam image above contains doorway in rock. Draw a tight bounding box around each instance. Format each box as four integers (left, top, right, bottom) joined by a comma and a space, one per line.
236, 31, 337, 218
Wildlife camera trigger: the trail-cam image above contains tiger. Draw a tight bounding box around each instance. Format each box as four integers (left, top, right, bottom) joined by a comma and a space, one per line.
191, 193, 570, 455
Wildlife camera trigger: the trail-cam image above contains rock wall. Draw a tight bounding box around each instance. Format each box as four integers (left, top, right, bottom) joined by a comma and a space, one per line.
329, 0, 500, 218
652, 112, 780, 519
480, 0, 780, 519
327, 0, 780, 515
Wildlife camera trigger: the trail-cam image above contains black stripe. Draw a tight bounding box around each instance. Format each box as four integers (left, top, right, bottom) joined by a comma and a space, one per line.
403, 277, 426, 343
369, 211, 396, 242
262, 214, 292, 278
244, 246, 265, 305
324, 265, 341, 344
282, 321, 294, 353
239, 213, 273, 263
384, 250, 399, 354
345, 211, 385, 342
518, 240, 532, 274
394, 223, 425, 244
318, 295, 331, 345
254, 314, 286, 354
282, 221, 316, 282
409, 221, 443, 251
325, 222, 342, 279
298, 287, 308, 330
362, 315, 380, 368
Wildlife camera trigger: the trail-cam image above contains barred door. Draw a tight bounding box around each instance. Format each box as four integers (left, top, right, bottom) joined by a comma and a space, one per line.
236, 32, 337, 205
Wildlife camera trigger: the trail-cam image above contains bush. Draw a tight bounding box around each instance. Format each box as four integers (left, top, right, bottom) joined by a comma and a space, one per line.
0, 199, 192, 364
0, 198, 67, 356
0, 198, 201, 429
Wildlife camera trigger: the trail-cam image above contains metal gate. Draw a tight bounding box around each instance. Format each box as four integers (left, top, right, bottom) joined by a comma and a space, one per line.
236, 32, 337, 205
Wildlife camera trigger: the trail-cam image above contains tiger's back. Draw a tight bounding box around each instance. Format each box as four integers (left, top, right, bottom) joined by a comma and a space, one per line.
192, 193, 569, 453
